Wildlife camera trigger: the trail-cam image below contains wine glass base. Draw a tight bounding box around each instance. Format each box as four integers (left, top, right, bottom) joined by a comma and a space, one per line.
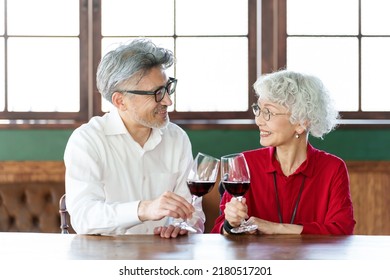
230, 223, 258, 234
173, 221, 198, 233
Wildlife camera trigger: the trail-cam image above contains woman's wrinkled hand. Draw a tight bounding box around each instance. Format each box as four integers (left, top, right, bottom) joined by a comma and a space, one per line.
224, 197, 249, 227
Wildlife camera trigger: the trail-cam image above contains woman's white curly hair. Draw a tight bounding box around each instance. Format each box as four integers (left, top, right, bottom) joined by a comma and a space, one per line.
253, 70, 339, 138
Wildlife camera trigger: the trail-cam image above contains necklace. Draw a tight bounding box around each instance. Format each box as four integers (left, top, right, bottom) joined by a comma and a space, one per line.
273, 172, 305, 224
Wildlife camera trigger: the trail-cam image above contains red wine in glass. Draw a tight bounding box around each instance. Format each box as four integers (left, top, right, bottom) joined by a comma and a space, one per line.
222, 181, 250, 197
221, 153, 258, 234
173, 153, 220, 233
187, 181, 215, 197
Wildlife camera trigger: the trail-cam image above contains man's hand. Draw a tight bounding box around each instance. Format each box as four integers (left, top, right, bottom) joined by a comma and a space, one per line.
154, 225, 189, 239
138, 191, 194, 222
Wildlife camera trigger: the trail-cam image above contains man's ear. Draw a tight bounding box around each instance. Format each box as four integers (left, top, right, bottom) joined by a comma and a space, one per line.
112, 92, 126, 110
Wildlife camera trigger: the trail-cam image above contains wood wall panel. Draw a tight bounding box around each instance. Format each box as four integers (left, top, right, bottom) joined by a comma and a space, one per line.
0, 161, 65, 183
347, 161, 390, 235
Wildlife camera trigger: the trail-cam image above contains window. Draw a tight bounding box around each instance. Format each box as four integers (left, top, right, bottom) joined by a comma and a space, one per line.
98, 0, 257, 127
0, 0, 87, 125
262, 0, 390, 126
0, 0, 257, 128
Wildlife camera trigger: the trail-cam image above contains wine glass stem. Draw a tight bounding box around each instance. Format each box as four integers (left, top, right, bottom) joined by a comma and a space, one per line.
191, 195, 197, 205
236, 196, 247, 226
182, 195, 197, 224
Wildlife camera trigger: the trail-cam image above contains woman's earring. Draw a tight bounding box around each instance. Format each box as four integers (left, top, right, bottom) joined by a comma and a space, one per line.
295, 133, 300, 139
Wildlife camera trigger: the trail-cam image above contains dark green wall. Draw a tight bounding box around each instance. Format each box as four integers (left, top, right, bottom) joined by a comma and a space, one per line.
188, 129, 390, 160
1, 128, 389, 161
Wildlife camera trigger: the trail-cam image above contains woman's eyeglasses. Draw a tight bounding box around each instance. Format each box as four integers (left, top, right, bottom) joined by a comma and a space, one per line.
251, 103, 289, 121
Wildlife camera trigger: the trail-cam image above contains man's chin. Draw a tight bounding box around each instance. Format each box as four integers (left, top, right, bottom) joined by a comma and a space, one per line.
158, 118, 170, 129
152, 116, 170, 129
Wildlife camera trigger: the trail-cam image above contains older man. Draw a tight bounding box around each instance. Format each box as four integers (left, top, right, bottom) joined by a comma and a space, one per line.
64, 39, 205, 238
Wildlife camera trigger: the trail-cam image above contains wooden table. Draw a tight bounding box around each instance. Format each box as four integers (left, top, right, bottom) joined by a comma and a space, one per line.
1, 232, 389, 260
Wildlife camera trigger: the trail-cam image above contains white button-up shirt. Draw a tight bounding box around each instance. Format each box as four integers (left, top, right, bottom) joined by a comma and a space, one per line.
64, 109, 205, 235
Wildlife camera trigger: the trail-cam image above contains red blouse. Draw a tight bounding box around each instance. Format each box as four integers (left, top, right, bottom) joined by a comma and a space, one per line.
211, 144, 356, 235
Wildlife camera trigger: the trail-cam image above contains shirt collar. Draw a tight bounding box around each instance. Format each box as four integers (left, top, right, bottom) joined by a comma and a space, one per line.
103, 109, 128, 135
103, 109, 164, 150
300, 143, 315, 177
266, 143, 316, 178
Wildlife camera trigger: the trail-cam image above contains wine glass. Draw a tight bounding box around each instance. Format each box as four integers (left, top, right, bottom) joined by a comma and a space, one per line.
174, 152, 220, 233
221, 153, 258, 233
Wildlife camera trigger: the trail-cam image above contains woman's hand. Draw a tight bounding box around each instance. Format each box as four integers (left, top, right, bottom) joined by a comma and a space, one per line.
248, 217, 303, 234
224, 197, 249, 227
247, 217, 279, 234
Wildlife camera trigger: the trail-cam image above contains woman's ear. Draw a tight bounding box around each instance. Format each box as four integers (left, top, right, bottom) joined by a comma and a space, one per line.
111, 92, 126, 110
295, 120, 307, 134
296, 127, 304, 135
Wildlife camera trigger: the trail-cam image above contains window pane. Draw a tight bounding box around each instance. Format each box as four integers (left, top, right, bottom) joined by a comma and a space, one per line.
176, 37, 248, 112
7, 0, 79, 36
176, 0, 247, 35
361, 0, 390, 35
361, 38, 390, 111
7, 38, 80, 112
287, 0, 358, 35
287, 37, 359, 111
101, 0, 174, 36
0, 38, 4, 111
0, 0, 4, 35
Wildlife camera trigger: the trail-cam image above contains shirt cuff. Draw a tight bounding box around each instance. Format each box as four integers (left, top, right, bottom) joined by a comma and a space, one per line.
115, 200, 142, 228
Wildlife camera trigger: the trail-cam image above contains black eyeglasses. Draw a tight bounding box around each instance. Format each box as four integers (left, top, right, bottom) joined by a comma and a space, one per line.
251, 103, 289, 121
120, 77, 177, 102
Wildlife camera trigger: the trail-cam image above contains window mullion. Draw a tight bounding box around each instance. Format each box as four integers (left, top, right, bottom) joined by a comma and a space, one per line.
91, 0, 103, 118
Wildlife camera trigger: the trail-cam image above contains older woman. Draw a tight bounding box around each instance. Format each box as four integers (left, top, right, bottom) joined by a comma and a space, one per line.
212, 70, 356, 235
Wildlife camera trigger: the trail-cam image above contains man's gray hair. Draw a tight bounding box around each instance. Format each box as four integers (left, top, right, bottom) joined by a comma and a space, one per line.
96, 39, 174, 103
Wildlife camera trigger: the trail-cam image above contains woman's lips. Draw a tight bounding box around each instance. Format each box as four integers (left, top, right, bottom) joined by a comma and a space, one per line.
260, 130, 271, 137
